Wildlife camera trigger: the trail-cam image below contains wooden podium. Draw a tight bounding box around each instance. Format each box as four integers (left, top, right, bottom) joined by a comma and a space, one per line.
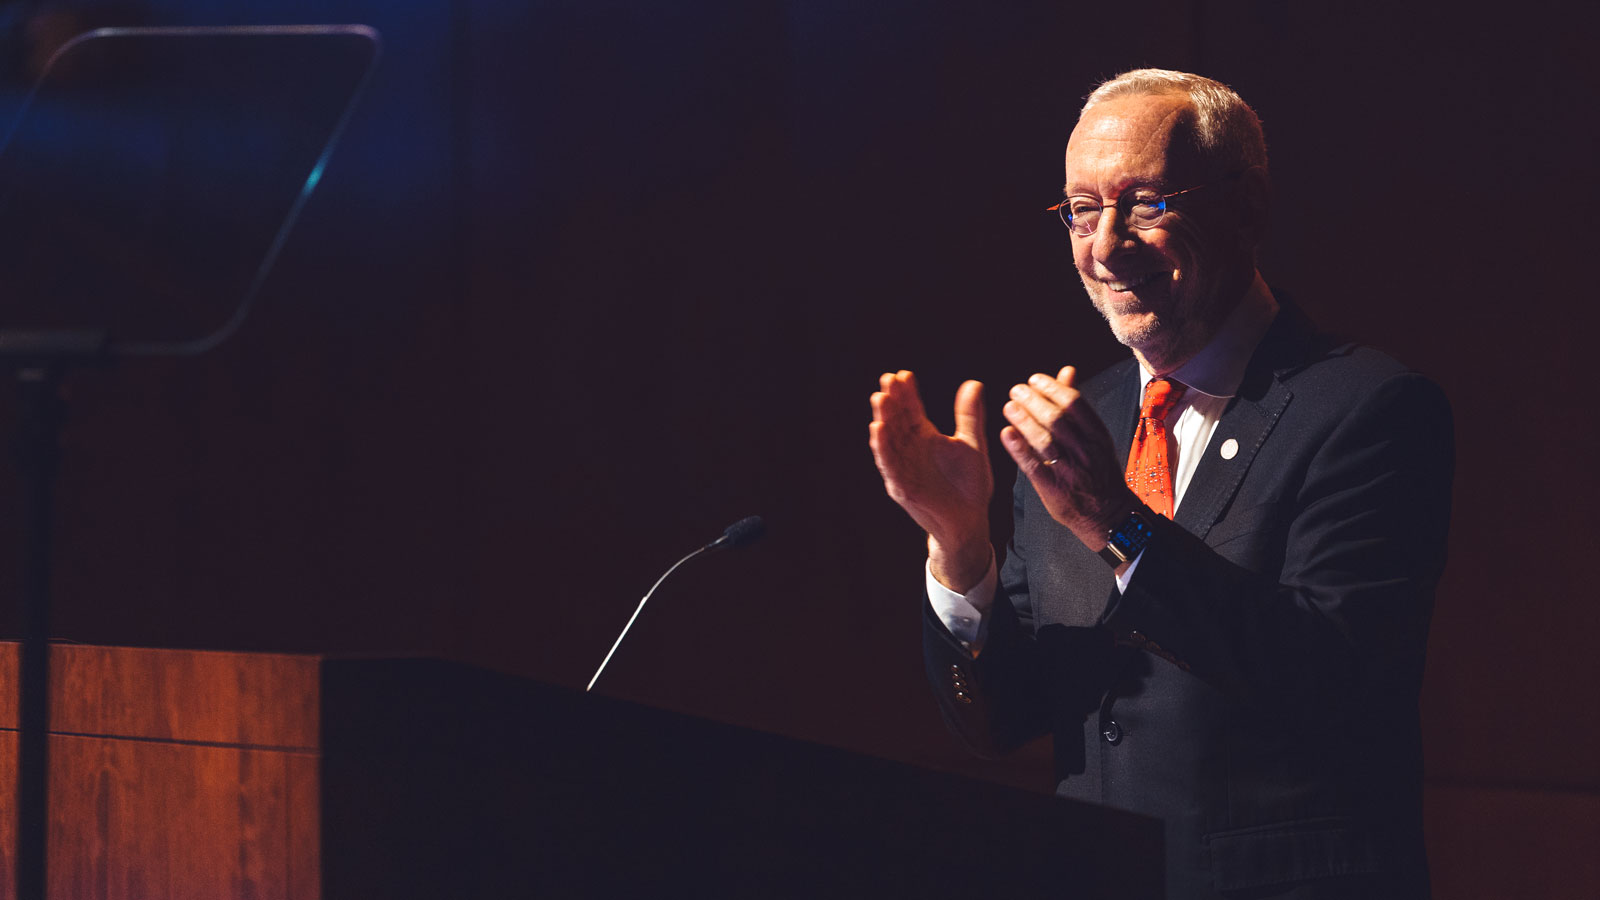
0, 643, 1162, 899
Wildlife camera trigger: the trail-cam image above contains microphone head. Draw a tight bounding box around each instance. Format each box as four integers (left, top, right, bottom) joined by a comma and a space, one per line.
712, 515, 765, 551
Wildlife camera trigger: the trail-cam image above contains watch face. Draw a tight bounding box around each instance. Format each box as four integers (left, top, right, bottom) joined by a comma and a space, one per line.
1111, 511, 1152, 555
1128, 513, 1153, 543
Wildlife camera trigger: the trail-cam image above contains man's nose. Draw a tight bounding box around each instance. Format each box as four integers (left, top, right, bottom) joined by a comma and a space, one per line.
1090, 208, 1137, 262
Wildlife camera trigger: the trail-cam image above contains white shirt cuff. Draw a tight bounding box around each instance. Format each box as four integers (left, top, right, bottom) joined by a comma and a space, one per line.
925, 553, 997, 650
1115, 549, 1143, 592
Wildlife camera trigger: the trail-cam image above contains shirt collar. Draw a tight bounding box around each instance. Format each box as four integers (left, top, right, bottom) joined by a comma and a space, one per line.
1138, 272, 1279, 400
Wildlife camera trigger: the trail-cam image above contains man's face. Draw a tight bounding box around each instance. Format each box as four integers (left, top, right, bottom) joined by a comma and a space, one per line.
1064, 93, 1254, 371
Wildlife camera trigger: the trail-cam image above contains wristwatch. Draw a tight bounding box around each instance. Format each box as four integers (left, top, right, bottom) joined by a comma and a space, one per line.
1098, 510, 1154, 567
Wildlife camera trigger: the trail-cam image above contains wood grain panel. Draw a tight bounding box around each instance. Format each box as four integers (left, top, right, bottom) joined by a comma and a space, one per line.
286, 752, 321, 899
0, 643, 318, 748
0, 644, 322, 900
0, 733, 318, 900
50, 644, 319, 748
0, 644, 15, 730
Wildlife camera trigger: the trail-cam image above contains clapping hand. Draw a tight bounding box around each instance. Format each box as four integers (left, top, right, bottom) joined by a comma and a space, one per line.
998, 366, 1134, 552
868, 371, 994, 592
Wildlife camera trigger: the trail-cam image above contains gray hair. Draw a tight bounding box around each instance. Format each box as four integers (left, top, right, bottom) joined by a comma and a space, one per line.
1082, 69, 1268, 179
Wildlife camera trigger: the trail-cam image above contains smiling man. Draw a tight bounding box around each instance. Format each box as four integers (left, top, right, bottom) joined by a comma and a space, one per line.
869, 70, 1452, 899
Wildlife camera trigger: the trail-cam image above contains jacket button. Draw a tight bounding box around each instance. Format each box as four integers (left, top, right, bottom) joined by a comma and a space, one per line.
1101, 720, 1122, 744
954, 690, 972, 704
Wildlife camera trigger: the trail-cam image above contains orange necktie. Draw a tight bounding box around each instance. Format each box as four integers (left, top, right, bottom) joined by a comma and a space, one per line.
1125, 378, 1187, 519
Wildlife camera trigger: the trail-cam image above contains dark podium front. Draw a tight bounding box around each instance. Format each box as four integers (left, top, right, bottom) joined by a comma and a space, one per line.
0, 644, 1162, 898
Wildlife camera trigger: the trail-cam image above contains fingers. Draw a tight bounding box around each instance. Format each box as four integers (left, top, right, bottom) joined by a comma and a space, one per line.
874, 370, 1074, 447
1003, 386, 1065, 458
871, 370, 925, 427
998, 424, 1040, 472
868, 401, 909, 480
870, 372, 993, 487
866, 419, 899, 487
885, 370, 928, 421
999, 423, 1079, 497
870, 373, 911, 447
870, 372, 894, 423
869, 371, 927, 484
1002, 367, 1097, 466
1024, 370, 1079, 410
1002, 393, 1056, 461
952, 380, 987, 453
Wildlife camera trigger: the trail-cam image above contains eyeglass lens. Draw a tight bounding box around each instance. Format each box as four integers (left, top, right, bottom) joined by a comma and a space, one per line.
1060, 195, 1168, 236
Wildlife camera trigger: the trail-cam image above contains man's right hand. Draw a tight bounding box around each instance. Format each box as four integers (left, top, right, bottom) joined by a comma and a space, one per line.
868, 371, 993, 593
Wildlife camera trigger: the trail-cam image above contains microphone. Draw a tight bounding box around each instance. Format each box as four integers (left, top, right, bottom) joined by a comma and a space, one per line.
585, 515, 766, 692
703, 515, 765, 552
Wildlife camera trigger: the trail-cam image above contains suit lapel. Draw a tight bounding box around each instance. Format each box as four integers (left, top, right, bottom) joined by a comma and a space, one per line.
1173, 296, 1322, 541
1174, 384, 1291, 540
1090, 355, 1286, 543
1082, 297, 1325, 543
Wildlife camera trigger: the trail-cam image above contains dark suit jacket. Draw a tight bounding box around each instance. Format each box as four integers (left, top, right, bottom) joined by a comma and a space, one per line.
923, 302, 1453, 899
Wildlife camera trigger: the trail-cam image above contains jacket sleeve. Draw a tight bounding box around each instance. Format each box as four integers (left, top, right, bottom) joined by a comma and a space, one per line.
1100, 370, 1454, 731
922, 473, 1117, 758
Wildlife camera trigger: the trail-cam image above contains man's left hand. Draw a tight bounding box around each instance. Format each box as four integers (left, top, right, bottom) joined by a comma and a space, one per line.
999, 366, 1136, 550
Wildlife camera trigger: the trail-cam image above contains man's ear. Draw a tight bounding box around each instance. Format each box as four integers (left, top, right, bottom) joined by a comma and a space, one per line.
1234, 165, 1271, 249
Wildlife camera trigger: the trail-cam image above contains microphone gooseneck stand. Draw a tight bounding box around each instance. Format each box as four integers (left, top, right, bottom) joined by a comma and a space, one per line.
586, 515, 764, 693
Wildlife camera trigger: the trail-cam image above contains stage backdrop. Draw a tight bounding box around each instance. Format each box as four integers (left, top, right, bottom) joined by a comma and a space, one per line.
0, 1, 1592, 898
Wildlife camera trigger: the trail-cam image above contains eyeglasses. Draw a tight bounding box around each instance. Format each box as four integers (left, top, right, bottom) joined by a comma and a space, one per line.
1048, 172, 1242, 236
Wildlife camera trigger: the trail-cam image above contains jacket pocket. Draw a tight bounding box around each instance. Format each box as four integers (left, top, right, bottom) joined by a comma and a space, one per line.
1202, 500, 1290, 571
1204, 499, 1288, 549
1204, 816, 1383, 891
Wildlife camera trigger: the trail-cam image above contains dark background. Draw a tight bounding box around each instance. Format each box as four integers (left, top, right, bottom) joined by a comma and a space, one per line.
0, 0, 1594, 897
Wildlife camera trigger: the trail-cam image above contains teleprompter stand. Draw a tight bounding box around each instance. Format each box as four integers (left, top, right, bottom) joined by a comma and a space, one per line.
0, 27, 381, 899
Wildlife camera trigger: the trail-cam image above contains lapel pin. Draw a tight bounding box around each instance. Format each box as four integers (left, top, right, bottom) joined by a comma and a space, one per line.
1220, 438, 1239, 460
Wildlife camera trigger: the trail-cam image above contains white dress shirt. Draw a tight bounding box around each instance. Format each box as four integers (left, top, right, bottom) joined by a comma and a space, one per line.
927, 275, 1280, 653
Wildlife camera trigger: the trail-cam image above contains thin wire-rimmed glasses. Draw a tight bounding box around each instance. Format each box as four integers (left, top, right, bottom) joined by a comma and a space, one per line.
1048, 170, 1247, 236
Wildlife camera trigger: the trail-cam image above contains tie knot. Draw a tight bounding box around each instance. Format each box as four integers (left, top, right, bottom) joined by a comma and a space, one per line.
1140, 378, 1187, 422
